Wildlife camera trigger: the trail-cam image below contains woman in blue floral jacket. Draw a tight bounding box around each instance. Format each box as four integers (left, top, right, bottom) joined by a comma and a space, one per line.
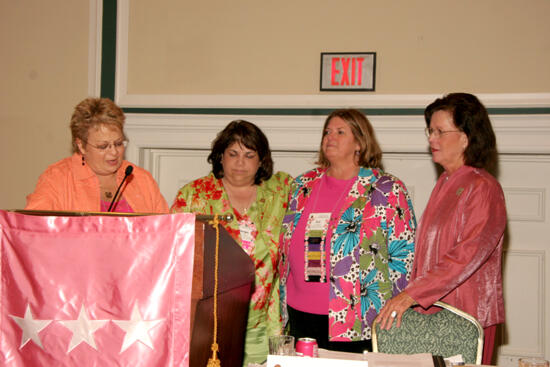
279, 109, 416, 352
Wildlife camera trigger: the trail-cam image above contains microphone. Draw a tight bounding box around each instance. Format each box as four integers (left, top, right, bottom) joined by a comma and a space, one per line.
108, 165, 134, 212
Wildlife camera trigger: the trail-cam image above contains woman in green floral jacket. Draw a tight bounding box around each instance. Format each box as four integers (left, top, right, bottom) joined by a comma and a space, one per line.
171, 120, 291, 366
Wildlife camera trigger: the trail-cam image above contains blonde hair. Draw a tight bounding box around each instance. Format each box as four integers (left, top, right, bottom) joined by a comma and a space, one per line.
70, 97, 126, 153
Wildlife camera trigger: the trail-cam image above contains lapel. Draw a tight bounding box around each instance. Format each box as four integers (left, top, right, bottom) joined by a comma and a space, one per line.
295, 168, 325, 213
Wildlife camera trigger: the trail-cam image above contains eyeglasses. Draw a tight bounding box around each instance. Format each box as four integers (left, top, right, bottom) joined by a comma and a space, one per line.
84, 139, 128, 152
424, 127, 461, 138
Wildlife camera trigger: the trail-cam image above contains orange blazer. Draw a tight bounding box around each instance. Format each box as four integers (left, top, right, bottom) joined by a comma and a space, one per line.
26, 153, 168, 214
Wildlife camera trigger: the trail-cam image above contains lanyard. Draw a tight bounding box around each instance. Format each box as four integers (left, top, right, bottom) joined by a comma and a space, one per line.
303, 175, 356, 283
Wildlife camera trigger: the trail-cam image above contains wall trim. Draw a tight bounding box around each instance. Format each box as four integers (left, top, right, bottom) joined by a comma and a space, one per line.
117, 92, 550, 110
88, 0, 102, 97
100, 0, 117, 100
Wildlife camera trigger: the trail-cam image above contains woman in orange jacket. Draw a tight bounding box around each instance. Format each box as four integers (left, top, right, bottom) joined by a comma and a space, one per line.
26, 97, 168, 213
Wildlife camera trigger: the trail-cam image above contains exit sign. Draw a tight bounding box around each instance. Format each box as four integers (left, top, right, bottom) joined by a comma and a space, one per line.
320, 52, 376, 91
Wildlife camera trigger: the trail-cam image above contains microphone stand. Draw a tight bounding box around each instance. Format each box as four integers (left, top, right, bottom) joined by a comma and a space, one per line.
108, 166, 133, 212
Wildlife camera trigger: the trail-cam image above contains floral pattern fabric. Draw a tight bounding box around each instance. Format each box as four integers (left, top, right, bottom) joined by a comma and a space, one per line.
374, 303, 482, 364
279, 167, 416, 341
170, 171, 291, 366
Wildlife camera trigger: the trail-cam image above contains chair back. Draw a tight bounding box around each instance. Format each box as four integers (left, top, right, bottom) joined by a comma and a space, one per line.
372, 301, 484, 364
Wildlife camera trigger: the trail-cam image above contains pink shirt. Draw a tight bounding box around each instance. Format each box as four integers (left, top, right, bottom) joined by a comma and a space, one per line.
100, 198, 134, 213
287, 174, 356, 314
405, 165, 506, 328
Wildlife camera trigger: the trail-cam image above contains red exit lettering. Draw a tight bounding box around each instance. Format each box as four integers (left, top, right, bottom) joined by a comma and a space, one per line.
331, 57, 365, 86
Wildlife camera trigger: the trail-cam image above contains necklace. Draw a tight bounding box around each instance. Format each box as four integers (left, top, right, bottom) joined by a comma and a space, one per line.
222, 179, 257, 215
237, 192, 256, 215
99, 176, 117, 201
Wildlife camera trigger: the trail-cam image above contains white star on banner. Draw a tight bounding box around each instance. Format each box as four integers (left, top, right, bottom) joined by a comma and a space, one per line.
10, 304, 52, 349
59, 305, 108, 352
112, 304, 164, 353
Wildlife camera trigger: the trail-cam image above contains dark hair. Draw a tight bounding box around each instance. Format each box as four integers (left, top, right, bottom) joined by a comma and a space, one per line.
425, 93, 497, 170
208, 120, 273, 184
70, 97, 126, 153
317, 109, 382, 169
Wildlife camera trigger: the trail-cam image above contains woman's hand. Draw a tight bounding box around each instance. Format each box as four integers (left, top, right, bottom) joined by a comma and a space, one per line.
375, 291, 416, 330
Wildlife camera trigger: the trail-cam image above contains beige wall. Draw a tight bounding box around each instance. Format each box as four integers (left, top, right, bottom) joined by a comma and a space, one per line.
0, 1, 89, 209
128, 0, 550, 94
2, 0, 550, 208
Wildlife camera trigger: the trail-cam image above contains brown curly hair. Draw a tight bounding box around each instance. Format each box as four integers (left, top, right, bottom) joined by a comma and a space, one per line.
207, 120, 274, 185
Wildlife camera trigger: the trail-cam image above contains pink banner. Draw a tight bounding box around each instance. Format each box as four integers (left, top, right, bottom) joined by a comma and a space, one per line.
0, 211, 195, 367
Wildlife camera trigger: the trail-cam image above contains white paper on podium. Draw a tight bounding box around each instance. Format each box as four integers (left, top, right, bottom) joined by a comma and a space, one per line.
266, 355, 367, 367
266, 351, 434, 367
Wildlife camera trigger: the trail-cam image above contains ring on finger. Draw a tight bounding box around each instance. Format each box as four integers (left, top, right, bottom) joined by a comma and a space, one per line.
390, 310, 397, 318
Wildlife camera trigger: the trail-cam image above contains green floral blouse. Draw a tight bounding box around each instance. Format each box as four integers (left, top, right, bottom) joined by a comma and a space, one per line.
170, 171, 291, 366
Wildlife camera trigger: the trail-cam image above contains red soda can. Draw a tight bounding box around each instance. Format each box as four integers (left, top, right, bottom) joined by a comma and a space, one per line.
295, 337, 318, 357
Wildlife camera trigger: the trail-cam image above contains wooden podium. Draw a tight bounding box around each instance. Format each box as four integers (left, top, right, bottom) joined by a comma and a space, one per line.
190, 219, 256, 367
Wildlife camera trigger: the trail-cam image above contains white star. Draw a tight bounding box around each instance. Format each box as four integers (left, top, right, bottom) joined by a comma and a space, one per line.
112, 304, 164, 353
10, 304, 52, 349
59, 305, 108, 352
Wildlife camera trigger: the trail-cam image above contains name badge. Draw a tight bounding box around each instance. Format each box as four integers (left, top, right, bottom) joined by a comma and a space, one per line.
239, 219, 256, 256
304, 212, 331, 283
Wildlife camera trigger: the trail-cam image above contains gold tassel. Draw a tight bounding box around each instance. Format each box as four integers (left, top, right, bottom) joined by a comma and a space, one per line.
206, 215, 221, 367
206, 343, 221, 367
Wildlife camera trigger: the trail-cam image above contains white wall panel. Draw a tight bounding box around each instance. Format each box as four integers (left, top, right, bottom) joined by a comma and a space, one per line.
500, 251, 546, 360
504, 188, 546, 222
